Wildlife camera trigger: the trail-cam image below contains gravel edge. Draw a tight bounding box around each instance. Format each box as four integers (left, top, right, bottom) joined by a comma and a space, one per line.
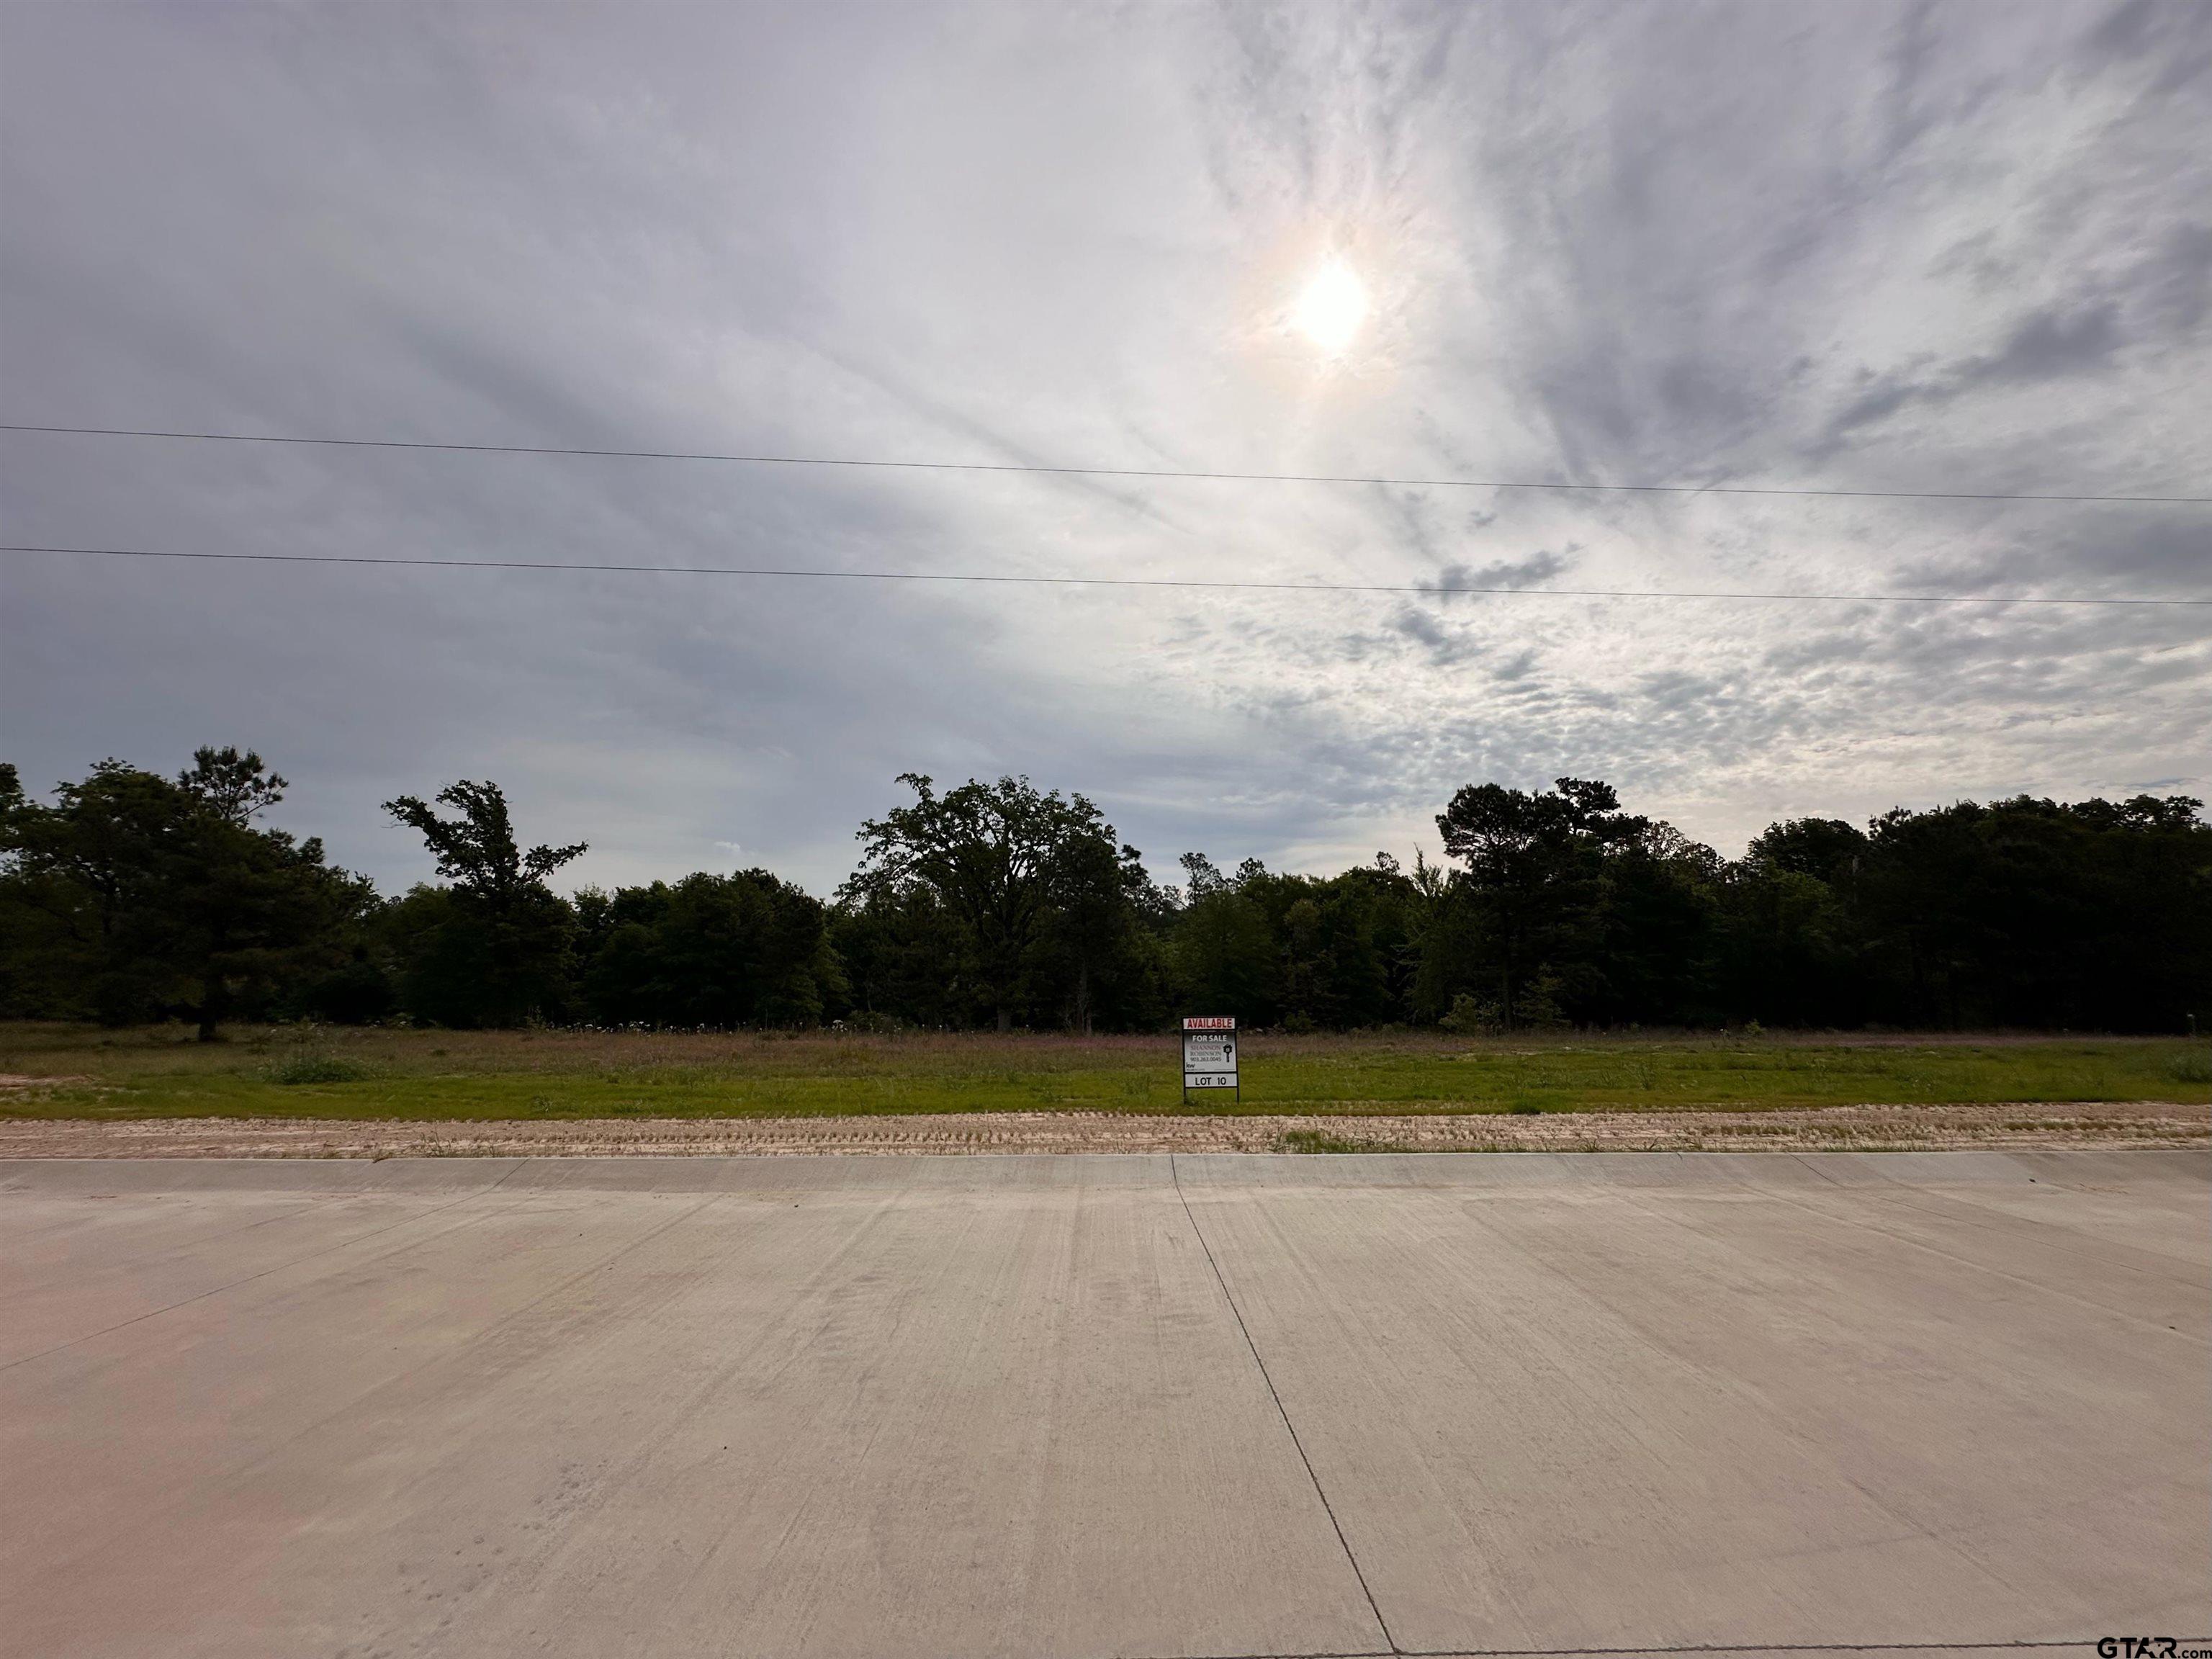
1, 1103, 2205, 1157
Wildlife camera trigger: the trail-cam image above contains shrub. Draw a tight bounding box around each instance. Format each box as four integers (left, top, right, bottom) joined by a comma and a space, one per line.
1439, 993, 1501, 1035
835, 1011, 909, 1035
268, 1055, 372, 1085
1440, 980, 1569, 1034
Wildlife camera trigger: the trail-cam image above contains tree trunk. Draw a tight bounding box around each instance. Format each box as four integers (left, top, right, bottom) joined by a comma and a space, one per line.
996, 1005, 1012, 1034
197, 973, 226, 1043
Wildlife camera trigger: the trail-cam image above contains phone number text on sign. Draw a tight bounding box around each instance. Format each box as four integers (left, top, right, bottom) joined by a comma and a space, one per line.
1183, 1036, 1235, 1071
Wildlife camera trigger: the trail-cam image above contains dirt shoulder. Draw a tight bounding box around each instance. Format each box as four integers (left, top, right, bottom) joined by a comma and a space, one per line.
1, 1102, 2204, 1157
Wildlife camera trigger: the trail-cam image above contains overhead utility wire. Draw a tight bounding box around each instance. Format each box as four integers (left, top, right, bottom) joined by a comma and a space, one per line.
3, 423, 2204, 506
5, 544, 2205, 607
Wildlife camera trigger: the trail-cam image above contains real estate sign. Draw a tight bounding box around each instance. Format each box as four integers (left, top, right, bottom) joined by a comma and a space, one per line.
1182, 1015, 1238, 1099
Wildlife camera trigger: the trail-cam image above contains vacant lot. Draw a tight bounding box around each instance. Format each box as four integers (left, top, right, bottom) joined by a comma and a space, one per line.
3, 1022, 2208, 1121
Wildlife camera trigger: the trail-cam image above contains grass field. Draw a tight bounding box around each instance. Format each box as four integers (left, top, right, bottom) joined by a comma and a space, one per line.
3, 1022, 2208, 1122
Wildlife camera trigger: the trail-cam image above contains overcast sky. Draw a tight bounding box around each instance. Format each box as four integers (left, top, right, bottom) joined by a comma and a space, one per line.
3, 1, 2207, 896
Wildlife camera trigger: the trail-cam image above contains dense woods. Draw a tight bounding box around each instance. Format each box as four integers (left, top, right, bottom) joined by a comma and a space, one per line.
4, 750, 2208, 1035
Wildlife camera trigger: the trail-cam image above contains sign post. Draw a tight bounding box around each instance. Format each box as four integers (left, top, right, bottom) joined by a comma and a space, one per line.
1181, 1016, 1238, 1105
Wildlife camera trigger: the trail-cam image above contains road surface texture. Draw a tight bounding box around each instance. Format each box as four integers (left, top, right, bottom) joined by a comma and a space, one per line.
2, 1151, 2205, 1659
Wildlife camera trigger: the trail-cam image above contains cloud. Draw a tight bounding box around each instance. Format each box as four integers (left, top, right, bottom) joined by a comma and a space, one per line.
1824, 298, 2129, 445
2, 0, 2206, 891
1425, 547, 1578, 597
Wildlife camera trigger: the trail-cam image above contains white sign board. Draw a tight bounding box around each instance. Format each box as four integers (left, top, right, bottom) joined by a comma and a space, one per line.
1182, 1016, 1238, 1093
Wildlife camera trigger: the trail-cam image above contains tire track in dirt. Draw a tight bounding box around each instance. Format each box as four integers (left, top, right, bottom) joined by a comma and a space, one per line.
1, 1102, 2203, 1158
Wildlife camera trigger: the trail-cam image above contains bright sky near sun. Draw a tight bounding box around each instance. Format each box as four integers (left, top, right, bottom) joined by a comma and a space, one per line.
1295, 260, 1370, 356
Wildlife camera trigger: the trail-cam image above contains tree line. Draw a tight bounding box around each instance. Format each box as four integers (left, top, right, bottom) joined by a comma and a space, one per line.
3, 750, 2207, 1038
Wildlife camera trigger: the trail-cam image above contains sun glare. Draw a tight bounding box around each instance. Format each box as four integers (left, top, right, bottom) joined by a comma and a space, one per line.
1293, 259, 1369, 355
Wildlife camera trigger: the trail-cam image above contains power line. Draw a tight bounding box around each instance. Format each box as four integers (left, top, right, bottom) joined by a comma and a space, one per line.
6, 543, 2206, 607
4, 422, 2205, 506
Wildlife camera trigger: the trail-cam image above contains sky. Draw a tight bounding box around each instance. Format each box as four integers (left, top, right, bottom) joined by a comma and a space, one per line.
2, 1, 2208, 898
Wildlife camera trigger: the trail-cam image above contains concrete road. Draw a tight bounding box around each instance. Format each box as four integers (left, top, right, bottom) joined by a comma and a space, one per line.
1, 1152, 2205, 1659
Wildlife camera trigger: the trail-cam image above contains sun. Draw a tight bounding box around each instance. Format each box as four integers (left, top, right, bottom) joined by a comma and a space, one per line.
1293, 258, 1369, 355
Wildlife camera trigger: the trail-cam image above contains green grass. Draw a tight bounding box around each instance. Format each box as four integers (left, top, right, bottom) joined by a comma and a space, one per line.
1278, 1128, 1413, 1154
3, 1022, 2208, 1123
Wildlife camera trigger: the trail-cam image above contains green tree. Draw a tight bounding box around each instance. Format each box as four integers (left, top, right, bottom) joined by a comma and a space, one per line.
1029, 830, 1171, 1033
830, 881, 978, 1027
382, 781, 585, 1026
1856, 794, 2211, 1030
1715, 819, 1868, 1026
1173, 856, 1281, 1024
1421, 778, 1639, 1026
0, 753, 369, 1035
1748, 817, 1867, 886
178, 745, 289, 826
843, 774, 1140, 1030
579, 869, 845, 1028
